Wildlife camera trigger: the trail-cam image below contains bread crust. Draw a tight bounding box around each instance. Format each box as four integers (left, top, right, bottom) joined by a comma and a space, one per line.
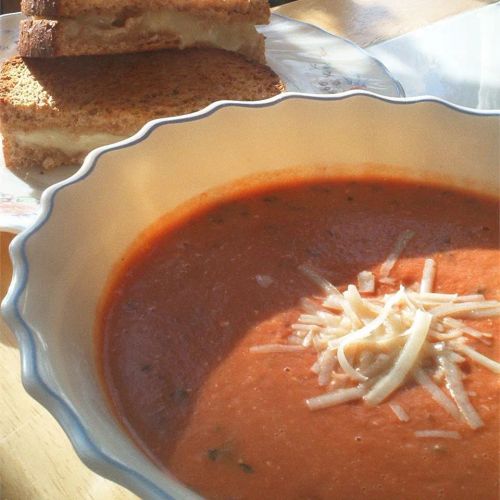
18, 19, 58, 57
18, 17, 266, 62
21, 0, 270, 24
0, 49, 284, 170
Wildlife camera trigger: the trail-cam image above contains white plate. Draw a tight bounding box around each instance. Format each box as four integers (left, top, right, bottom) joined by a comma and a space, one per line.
0, 12, 404, 234
367, 3, 500, 110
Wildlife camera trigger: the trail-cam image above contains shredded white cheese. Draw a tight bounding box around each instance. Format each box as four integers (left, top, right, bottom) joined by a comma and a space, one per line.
379, 277, 396, 285
306, 386, 367, 411
431, 301, 500, 318
420, 258, 436, 293
365, 310, 432, 405
250, 232, 500, 431
255, 274, 273, 288
465, 307, 500, 318
455, 294, 485, 303
379, 230, 415, 278
455, 343, 500, 374
298, 264, 338, 294
389, 402, 410, 422
438, 353, 484, 429
414, 368, 461, 420
442, 317, 488, 339
415, 430, 461, 439
357, 271, 375, 293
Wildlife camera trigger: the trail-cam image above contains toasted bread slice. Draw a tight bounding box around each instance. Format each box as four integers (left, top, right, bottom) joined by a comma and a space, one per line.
0, 48, 284, 171
21, 0, 270, 22
19, 0, 269, 60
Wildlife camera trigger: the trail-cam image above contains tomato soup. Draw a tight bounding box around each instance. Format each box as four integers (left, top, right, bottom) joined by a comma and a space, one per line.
97, 179, 499, 499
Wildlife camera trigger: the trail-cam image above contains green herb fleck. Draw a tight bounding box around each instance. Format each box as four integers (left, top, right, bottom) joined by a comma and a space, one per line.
432, 443, 447, 454
209, 215, 224, 225
238, 462, 254, 474
262, 195, 278, 203
207, 448, 220, 462
170, 388, 189, 403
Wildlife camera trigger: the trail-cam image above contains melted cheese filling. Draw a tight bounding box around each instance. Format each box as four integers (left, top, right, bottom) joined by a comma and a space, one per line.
61, 10, 260, 53
14, 129, 126, 155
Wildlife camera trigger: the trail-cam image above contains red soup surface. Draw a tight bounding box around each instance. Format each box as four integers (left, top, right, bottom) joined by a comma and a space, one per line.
97, 178, 499, 500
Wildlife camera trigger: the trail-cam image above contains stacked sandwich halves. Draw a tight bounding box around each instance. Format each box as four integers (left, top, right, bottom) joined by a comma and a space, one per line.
0, 0, 284, 171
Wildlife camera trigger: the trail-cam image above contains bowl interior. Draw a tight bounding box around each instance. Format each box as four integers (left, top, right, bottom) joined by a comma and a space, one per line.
7, 95, 500, 498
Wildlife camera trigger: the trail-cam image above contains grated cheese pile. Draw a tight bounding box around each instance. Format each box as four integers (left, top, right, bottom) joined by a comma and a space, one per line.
252, 232, 500, 430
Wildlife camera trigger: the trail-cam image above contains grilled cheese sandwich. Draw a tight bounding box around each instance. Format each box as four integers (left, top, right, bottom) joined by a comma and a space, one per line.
19, 0, 270, 61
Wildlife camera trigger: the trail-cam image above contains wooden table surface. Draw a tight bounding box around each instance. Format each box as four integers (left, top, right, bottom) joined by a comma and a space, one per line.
0, 0, 494, 498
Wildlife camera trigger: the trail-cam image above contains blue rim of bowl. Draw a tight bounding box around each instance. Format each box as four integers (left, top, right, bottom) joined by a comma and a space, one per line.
1, 91, 499, 499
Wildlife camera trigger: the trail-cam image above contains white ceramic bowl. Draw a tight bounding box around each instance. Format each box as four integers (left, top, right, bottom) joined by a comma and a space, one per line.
2, 92, 499, 499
